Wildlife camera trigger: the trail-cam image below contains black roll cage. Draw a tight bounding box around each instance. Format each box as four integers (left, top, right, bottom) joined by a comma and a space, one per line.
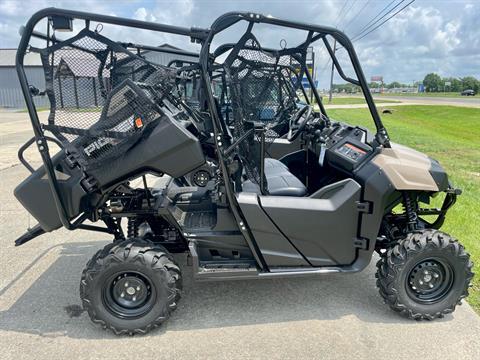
200, 12, 389, 143
16, 7, 208, 231
16, 9, 390, 259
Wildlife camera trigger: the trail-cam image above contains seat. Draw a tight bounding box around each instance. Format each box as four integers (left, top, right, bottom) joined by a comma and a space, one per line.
242, 158, 307, 197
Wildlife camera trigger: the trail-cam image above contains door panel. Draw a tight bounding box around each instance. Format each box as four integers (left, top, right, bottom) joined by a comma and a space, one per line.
260, 179, 361, 266
237, 193, 310, 268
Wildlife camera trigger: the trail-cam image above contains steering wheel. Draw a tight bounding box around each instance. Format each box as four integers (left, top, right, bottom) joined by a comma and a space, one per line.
287, 105, 312, 141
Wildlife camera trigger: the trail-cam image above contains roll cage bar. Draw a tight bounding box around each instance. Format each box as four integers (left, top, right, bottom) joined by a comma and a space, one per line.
16, 8, 208, 231
200, 12, 390, 146
16, 9, 390, 260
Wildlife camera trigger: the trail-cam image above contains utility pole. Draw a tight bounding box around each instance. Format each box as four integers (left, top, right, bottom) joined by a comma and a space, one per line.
311, 48, 315, 103
328, 39, 336, 104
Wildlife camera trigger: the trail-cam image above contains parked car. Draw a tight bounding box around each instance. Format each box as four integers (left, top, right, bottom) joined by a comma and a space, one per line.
461, 89, 475, 96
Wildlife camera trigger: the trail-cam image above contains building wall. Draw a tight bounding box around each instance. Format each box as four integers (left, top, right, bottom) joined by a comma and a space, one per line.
0, 67, 49, 108
142, 50, 197, 67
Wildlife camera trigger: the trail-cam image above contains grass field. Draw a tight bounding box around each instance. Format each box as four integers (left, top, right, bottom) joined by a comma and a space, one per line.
328, 105, 480, 312
378, 92, 470, 98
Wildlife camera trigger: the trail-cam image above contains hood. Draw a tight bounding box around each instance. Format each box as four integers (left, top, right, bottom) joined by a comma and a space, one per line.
372, 143, 448, 192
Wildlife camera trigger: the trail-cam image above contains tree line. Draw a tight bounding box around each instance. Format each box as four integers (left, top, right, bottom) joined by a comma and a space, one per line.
331, 74, 479, 93
422, 73, 479, 93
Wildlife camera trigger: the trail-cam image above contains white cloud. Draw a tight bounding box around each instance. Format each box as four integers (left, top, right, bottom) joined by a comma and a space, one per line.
0, 0, 19, 16
134, 7, 156, 22
0, 0, 478, 83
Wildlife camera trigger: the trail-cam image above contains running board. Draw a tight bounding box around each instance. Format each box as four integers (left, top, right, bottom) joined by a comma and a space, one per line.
188, 241, 341, 281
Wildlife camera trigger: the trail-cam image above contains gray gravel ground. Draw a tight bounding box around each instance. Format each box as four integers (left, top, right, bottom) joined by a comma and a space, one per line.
1, 111, 480, 360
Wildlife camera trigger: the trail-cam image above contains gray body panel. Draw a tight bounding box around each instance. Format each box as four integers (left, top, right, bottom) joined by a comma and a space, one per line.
354, 160, 399, 261
89, 113, 205, 186
14, 151, 87, 231
237, 193, 310, 267
14, 113, 205, 232
259, 179, 362, 266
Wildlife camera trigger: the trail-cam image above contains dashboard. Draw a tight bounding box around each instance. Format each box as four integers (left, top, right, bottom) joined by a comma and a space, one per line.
317, 122, 374, 173
336, 142, 368, 162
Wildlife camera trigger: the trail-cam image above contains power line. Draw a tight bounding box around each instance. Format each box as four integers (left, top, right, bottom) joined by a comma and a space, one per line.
315, 1, 351, 82
353, 0, 415, 42
328, 0, 356, 102
340, 0, 357, 27
353, 0, 398, 36
334, 0, 351, 26
351, 0, 399, 40
343, 0, 372, 33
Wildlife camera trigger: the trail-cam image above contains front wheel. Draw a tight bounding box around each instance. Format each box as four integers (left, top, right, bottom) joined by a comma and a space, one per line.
80, 239, 182, 335
376, 229, 473, 320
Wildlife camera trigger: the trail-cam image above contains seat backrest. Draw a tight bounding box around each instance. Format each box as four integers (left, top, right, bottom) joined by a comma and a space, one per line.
223, 34, 268, 189
223, 32, 309, 190
40, 28, 179, 171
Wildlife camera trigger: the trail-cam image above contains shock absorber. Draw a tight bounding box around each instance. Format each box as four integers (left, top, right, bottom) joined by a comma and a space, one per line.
127, 217, 139, 238
403, 192, 418, 231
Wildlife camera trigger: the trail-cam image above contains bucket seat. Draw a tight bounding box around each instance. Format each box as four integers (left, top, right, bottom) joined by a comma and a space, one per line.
242, 158, 307, 197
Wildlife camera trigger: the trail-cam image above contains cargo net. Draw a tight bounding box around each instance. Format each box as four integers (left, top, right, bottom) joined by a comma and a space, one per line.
39, 28, 178, 169
224, 33, 305, 187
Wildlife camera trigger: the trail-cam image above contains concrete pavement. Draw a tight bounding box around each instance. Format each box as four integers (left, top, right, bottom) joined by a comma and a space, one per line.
1, 111, 480, 359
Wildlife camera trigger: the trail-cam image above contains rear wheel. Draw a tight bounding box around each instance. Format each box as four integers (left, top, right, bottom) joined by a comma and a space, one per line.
80, 239, 182, 335
376, 229, 473, 320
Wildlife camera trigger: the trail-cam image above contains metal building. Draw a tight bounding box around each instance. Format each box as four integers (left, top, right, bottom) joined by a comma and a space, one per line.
141, 44, 198, 67
0, 49, 48, 108
0, 44, 198, 109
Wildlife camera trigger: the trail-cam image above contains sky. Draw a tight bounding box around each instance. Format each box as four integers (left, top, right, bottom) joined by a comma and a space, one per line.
0, 0, 478, 87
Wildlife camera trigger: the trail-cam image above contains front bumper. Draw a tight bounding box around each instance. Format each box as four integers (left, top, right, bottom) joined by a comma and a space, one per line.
418, 185, 462, 229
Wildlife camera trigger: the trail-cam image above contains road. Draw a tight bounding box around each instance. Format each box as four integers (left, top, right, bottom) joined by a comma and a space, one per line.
376, 95, 480, 107
1, 111, 480, 359
323, 94, 480, 109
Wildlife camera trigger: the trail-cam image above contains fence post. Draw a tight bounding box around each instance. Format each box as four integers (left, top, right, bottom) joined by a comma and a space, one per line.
73, 76, 79, 109
92, 77, 98, 107
58, 76, 64, 108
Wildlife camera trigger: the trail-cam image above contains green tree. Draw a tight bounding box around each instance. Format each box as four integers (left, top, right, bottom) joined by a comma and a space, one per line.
461, 76, 479, 93
387, 81, 402, 89
423, 73, 442, 92
443, 77, 462, 92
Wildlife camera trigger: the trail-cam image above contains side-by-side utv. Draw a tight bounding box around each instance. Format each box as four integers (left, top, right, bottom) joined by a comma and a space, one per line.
14, 8, 473, 335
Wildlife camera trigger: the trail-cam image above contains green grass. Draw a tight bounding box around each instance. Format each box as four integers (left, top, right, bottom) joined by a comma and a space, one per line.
378, 92, 469, 98
324, 97, 400, 105
328, 105, 480, 313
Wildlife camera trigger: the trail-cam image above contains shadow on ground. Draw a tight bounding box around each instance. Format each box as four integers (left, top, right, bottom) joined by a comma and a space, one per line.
0, 241, 451, 339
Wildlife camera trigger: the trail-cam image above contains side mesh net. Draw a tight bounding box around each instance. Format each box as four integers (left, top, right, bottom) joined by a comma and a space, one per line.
38, 28, 178, 170
224, 33, 305, 188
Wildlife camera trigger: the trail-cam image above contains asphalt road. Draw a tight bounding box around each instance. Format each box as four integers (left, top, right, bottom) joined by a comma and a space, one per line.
323, 94, 480, 109
1, 112, 480, 359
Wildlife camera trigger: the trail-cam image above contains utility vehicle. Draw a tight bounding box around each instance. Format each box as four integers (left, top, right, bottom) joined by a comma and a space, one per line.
14, 8, 473, 335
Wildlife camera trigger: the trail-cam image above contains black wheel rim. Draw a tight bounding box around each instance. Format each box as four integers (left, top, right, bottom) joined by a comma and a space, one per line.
406, 258, 454, 304
102, 271, 156, 319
